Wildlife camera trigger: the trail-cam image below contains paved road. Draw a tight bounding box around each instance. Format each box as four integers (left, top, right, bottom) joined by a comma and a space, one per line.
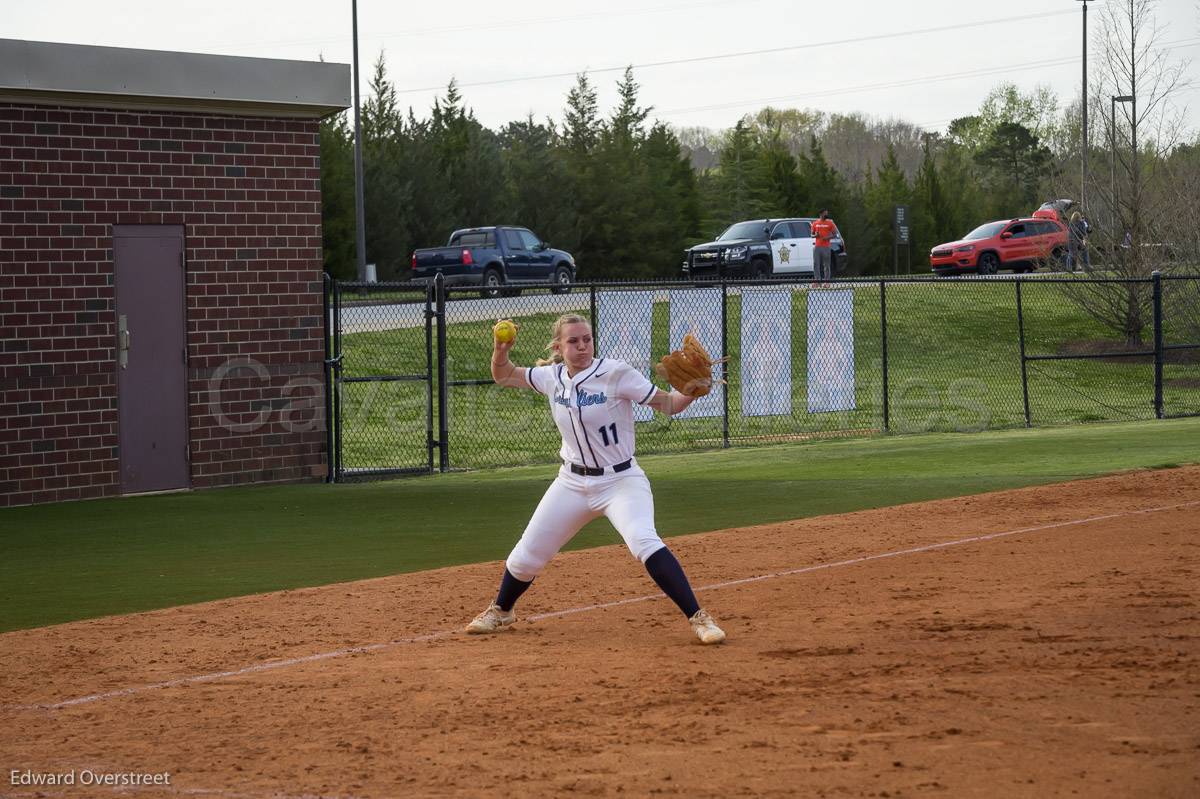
332, 274, 1081, 334
334, 292, 593, 333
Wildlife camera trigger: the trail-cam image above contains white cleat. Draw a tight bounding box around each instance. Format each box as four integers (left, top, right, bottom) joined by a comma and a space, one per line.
465, 601, 516, 634
689, 608, 726, 645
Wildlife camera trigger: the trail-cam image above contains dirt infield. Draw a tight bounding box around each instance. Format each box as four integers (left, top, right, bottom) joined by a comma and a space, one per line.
2, 467, 1199, 799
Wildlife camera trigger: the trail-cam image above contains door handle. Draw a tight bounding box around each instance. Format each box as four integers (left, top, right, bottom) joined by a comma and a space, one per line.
118, 314, 132, 369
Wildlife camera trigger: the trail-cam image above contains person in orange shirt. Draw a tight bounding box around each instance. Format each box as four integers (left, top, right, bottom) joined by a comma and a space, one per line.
811, 210, 837, 283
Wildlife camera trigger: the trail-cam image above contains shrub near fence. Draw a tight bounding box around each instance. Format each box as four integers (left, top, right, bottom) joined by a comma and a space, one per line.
327, 274, 1200, 478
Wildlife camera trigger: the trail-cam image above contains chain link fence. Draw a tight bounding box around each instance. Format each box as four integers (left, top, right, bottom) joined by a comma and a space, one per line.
328, 281, 433, 477
326, 274, 1200, 478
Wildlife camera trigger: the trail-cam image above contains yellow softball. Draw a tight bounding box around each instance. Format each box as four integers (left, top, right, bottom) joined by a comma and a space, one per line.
493, 319, 517, 344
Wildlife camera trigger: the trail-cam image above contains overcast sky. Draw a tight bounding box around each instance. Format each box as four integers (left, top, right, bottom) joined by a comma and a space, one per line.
7, 1, 1199, 135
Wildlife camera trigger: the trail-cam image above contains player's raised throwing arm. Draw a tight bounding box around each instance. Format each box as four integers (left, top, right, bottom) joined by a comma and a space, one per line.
490, 320, 528, 389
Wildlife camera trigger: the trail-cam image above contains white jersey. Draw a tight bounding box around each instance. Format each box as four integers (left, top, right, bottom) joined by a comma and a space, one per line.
525, 358, 657, 469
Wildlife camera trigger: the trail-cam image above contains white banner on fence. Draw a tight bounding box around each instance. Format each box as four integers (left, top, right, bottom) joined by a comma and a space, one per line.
807, 289, 856, 413
597, 290, 655, 422
669, 288, 724, 419
741, 289, 793, 417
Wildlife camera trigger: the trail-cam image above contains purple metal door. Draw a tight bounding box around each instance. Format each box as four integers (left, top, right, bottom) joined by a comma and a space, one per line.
113, 225, 190, 493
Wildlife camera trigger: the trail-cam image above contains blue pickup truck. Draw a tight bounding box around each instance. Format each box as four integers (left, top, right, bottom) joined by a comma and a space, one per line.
411, 226, 577, 297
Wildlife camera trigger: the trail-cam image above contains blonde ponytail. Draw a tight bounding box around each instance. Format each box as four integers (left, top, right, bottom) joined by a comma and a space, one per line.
536, 313, 590, 366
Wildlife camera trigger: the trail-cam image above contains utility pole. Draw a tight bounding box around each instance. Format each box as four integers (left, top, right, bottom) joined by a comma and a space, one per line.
1129, 0, 1138, 249
1111, 94, 1133, 237
1077, 0, 1093, 211
351, 0, 368, 282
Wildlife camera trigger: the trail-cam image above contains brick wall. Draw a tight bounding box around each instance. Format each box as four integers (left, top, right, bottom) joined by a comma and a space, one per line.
0, 102, 328, 508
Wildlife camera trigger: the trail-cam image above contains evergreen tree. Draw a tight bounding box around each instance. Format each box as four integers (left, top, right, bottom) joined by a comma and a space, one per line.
499, 116, 571, 249
640, 123, 702, 277
864, 145, 912, 274
797, 136, 845, 221
935, 137, 986, 240
429, 80, 510, 232
560, 73, 601, 264
700, 120, 771, 235
912, 137, 953, 263
758, 124, 804, 218
589, 68, 655, 278
318, 112, 356, 279
837, 184, 872, 275
609, 67, 649, 146
361, 54, 411, 279
399, 108, 455, 268
974, 121, 1054, 218
563, 72, 600, 155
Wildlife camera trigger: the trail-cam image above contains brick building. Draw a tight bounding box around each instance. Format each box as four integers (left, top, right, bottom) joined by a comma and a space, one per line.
0, 39, 350, 507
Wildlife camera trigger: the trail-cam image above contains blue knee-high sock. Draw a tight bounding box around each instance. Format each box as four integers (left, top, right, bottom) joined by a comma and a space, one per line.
644, 548, 701, 618
495, 568, 533, 612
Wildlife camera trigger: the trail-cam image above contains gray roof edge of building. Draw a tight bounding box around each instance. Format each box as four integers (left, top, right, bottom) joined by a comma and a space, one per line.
0, 38, 350, 112
0, 89, 347, 120
0, 37, 349, 69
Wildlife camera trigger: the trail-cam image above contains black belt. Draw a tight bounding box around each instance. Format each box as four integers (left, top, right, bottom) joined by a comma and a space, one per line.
568, 459, 632, 477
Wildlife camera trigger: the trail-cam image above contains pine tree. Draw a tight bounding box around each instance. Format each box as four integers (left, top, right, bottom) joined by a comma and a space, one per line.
974, 121, 1054, 217
429, 79, 510, 233
560, 73, 601, 266
609, 67, 650, 146
589, 68, 654, 278
563, 73, 599, 156
700, 120, 771, 235
499, 116, 571, 249
318, 112, 356, 279
641, 123, 702, 277
864, 145, 912, 274
758, 123, 804, 218
935, 138, 985, 241
797, 136, 845, 221
912, 137, 953, 263
360, 54, 411, 278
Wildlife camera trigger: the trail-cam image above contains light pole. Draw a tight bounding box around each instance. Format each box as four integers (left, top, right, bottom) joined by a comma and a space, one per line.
1076, 0, 1093, 211
1110, 94, 1134, 240
351, 0, 368, 283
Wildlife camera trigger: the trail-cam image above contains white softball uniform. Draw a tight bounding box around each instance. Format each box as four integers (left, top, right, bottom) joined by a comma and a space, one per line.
504, 358, 666, 581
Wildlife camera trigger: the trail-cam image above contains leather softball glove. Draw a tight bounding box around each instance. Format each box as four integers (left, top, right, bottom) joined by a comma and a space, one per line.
655, 333, 725, 398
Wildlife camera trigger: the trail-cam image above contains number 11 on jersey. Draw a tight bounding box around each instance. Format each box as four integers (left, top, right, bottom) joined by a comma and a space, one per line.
598, 423, 619, 446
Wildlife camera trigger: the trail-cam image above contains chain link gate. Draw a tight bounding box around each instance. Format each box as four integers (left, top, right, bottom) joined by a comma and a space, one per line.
328, 280, 436, 479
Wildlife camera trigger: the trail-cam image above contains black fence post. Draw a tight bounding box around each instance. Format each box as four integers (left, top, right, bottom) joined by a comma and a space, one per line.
880, 279, 889, 432
425, 284, 435, 473
590, 283, 598, 341
1152, 270, 1164, 419
322, 273, 334, 482
721, 281, 729, 449
1016, 278, 1031, 427
435, 272, 450, 471
333, 279, 343, 482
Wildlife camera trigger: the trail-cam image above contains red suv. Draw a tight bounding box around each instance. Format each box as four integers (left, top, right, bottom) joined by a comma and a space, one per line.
930, 218, 1068, 276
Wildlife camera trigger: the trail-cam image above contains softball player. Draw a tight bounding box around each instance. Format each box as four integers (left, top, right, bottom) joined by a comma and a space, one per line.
465, 313, 726, 645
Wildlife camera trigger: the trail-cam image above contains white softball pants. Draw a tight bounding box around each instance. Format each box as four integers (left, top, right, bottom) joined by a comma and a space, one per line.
505, 464, 667, 582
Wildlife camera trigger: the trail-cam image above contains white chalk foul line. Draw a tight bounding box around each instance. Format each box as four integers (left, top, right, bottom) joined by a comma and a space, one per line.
9, 498, 1199, 713
9, 631, 453, 712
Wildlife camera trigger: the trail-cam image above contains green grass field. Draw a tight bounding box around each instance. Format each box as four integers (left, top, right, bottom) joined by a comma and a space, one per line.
337, 279, 1200, 472
3, 418, 1199, 633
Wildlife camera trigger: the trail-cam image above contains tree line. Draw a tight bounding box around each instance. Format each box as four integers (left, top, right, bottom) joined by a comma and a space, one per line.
321, 47, 1196, 284
321, 60, 699, 282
